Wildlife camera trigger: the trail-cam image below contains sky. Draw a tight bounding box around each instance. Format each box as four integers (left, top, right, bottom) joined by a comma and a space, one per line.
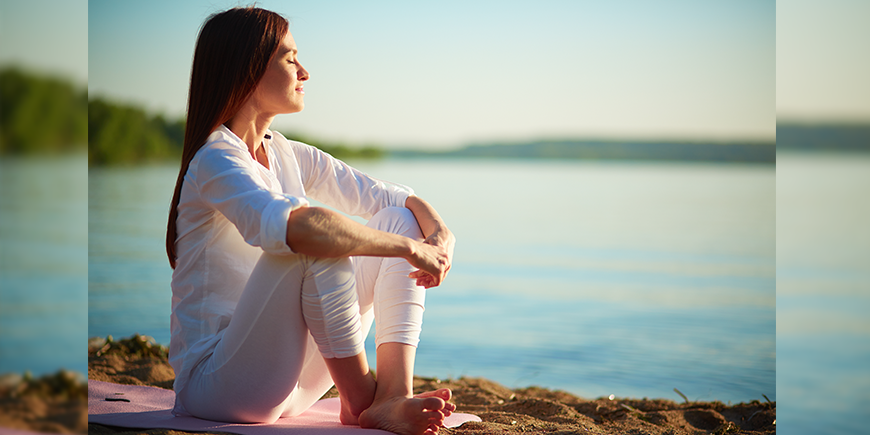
0, 0, 88, 85
84, 0, 777, 149
1, 1, 867, 150
776, 0, 870, 123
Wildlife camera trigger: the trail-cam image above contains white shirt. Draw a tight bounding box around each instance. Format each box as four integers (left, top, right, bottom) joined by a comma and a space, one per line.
169, 125, 412, 399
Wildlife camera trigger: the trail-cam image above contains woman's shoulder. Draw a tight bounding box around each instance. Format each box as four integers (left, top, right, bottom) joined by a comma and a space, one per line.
190, 127, 248, 163
204, 126, 247, 151
187, 127, 254, 180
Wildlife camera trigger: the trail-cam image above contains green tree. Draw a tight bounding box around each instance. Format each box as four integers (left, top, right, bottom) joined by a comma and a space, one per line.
0, 67, 87, 154
87, 98, 183, 165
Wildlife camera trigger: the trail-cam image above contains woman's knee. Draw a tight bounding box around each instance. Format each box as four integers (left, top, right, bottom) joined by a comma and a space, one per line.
298, 255, 365, 359
368, 207, 422, 239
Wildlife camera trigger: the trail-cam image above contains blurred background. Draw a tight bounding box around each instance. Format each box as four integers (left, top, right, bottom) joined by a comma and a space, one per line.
0, 0, 88, 380
776, 1, 870, 434
0, 0, 88, 431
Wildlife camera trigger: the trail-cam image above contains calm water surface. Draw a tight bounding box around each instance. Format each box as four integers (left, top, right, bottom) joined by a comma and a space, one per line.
776, 151, 870, 434
0, 155, 88, 376
88, 158, 775, 405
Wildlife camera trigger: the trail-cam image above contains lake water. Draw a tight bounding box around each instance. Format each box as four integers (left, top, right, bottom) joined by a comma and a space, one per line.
3, 151, 864, 431
775, 151, 870, 435
0, 154, 88, 376
88, 157, 776, 405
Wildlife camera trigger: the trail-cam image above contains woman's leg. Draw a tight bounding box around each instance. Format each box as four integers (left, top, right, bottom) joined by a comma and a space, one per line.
179, 208, 450, 431
354, 207, 427, 351
353, 207, 453, 434
178, 253, 369, 423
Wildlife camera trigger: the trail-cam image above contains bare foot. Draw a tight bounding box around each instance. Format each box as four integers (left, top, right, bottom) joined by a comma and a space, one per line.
339, 398, 360, 426
414, 389, 455, 417
358, 395, 448, 435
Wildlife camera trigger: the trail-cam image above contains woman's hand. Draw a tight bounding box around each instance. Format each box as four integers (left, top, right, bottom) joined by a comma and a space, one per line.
404, 195, 455, 289
424, 227, 455, 266
413, 227, 455, 286
407, 240, 450, 289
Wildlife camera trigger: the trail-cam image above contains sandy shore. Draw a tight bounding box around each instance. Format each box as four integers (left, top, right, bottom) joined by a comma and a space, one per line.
0, 370, 87, 433
1, 334, 776, 434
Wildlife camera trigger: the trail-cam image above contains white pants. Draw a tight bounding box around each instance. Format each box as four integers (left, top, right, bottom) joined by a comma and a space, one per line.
177, 207, 426, 423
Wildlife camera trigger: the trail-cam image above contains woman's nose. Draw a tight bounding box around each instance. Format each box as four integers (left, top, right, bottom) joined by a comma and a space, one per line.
298, 64, 309, 81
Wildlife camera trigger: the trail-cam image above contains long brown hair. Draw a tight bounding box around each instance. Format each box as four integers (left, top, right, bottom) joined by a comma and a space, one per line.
166, 7, 288, 268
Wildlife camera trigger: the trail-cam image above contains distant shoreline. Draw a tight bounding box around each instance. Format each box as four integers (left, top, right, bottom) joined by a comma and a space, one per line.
391, 140, 777, 164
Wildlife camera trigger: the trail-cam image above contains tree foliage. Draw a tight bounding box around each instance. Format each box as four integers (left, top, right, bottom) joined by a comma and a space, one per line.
87, 98, 184, 165
0, 67, 87, 154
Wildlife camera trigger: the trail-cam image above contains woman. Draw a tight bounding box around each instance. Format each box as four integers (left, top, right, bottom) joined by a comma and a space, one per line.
164, 7, 456, 435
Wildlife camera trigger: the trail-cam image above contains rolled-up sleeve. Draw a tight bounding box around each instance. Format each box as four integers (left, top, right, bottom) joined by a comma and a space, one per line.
191, 142, 308, 255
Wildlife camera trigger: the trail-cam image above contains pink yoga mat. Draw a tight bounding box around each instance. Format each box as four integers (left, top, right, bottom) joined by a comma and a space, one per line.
0, 429, 55, 435
88, 380, 480, 434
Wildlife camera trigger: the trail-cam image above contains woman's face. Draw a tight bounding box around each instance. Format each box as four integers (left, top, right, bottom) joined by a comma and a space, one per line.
251, 31, 309, 115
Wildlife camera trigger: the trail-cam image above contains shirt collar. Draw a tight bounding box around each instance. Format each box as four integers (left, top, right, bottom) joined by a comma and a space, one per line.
218, 124, 274, 155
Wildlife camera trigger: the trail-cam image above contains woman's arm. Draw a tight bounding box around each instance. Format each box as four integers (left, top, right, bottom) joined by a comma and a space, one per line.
285, 206, 450, 288
287, 138, 410, 220
404, 195, 455, 288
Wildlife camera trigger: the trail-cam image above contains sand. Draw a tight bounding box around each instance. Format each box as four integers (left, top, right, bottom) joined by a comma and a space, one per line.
0, 334, 776, 434
0, 370, 87, 433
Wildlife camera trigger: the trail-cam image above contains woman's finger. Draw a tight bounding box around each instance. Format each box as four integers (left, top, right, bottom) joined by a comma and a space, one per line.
409, 269, 430, 279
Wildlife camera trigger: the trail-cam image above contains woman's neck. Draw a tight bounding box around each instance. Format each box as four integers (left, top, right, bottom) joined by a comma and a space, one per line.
225, 107, 274, 167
